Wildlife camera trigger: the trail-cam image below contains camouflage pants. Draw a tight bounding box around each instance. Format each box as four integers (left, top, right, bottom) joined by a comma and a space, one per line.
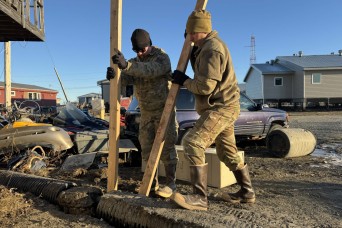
182, 104, 242, 171
139, 109, 178, 165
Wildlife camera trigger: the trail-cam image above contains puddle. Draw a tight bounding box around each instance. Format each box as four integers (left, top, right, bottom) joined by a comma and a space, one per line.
311, 143, 342, 167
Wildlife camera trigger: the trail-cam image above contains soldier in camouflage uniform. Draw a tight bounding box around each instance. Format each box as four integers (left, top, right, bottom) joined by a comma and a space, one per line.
171, 10, 256, 211
107, 29, 178, 198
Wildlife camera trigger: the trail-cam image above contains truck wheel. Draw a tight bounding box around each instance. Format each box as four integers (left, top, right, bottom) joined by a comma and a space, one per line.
177, 128, 191, 146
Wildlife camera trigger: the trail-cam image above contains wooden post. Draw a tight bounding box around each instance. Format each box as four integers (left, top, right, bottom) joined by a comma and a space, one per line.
139, 0, 208, 196
107, 0, 122, 192
4, 42, 11, 108
53, 67, 69, 102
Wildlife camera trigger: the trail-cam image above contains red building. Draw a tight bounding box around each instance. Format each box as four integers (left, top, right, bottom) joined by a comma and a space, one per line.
0, 82, 58, 107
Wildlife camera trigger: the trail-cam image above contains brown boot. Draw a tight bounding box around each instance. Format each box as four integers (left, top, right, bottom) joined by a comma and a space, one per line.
155, 164, 177, 198
222, 164, 256, 203
171, 163, 208, 211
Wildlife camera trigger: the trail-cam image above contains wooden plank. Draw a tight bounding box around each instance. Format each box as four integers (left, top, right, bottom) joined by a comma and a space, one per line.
4, 41, 11, 108
139, 0, 208, 196
107, 0, 122, 192
40, 0, 44, 32
34, 0, 38, 26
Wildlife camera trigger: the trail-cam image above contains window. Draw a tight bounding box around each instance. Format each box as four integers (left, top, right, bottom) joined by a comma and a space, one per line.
176, 89, 195, 110
274, 77, 283, 86
28, 92, 41, 100
11, 91, 15, 96
312, 73, 321, 84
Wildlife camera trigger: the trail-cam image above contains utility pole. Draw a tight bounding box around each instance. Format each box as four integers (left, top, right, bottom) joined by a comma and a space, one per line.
4, 42, 11, 108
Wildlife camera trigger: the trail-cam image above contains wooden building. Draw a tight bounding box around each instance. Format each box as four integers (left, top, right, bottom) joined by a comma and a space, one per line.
0, 0, 45, 42
0, 82, 57, 106
244, 50, 342, 110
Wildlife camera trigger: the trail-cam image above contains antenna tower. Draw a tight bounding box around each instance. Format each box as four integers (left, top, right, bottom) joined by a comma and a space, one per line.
250, 34, 256, 64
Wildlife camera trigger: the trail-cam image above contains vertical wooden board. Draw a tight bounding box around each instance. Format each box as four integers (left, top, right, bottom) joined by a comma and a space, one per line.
138, 0, 209, 196
107, 0, 122, 192
4, 42, 11, 108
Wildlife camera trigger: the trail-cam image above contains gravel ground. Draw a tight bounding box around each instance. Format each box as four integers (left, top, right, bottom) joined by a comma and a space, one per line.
0, 111, 341, 227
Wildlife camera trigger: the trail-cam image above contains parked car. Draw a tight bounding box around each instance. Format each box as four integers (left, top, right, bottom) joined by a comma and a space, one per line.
124, 87, 289, 149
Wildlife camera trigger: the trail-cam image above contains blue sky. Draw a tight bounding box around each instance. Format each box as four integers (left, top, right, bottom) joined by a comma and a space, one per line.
1, 0, 341, 103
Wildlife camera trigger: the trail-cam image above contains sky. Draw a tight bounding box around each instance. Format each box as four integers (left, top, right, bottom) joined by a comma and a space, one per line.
1, 0, 341, 103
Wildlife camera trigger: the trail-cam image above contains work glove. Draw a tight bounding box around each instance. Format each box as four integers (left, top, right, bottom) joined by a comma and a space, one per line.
112, 48, 128, 69
106, 67, 116, 80
172, 70, 190, 86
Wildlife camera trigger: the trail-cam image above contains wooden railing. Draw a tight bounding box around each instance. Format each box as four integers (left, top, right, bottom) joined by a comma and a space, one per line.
2, 0, 44, 33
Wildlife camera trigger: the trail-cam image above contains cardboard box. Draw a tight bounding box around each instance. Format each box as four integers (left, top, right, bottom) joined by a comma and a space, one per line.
142, 145, 244, 188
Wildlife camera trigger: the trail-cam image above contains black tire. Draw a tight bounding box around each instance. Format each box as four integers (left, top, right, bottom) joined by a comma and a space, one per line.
177, 128, 191, 146
266, 124, 283, 146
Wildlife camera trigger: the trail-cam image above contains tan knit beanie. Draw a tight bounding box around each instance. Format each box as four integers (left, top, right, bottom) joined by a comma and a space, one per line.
186, 10, 212, 33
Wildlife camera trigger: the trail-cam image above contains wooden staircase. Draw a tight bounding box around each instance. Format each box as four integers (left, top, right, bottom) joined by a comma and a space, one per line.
0, 0, 45, 41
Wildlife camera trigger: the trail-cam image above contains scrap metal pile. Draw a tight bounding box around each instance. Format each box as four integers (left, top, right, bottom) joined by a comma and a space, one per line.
0, 101, 110, 173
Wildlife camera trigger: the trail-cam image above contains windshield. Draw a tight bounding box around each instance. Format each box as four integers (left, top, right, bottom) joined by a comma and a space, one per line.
240, 93, 256, 111
127, 98, 139, 111
53, 102, 107, 130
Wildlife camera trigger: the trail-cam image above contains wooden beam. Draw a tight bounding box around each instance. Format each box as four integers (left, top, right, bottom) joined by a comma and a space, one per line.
139, 0, 208, 196
4, 41, 11, 108
107, 0, 122, 192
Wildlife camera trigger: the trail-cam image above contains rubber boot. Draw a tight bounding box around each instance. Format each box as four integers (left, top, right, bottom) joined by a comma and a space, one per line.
171, 163, 208, 211
222, 164, 256, 203
155, 164, 177, 198
135, 169, 159, 193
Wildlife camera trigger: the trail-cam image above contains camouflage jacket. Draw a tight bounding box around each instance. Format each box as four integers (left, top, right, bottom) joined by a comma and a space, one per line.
121, 46, 172, 111
184, 31, 240, 115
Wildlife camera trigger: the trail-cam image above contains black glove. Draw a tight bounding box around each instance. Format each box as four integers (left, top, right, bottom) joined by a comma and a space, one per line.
172, 70, 190, 86
106, 67, 115, 80
112, 48, 128, 69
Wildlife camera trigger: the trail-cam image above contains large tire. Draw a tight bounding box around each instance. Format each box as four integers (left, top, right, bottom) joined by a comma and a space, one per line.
266, 124, 283, 146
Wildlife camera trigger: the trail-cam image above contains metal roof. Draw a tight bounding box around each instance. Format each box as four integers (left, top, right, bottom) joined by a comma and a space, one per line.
251, 63, 294, 74
0, 81, 57, 92
77, 93, 102, 99
277, 54, 342, 69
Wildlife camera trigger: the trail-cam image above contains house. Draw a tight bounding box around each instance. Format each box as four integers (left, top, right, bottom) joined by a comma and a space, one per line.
78, 93, 102, 107
0, 82, 58, 106
244, 50, 342, 110
97, 79, 133, 104
97, 79, 110, 104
